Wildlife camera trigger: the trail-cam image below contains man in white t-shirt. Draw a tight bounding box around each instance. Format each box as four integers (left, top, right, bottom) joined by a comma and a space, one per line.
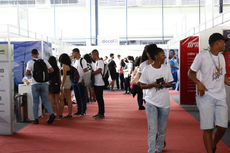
72, 48, 88, 117
26, 49, 56, 124
91, 49, 105, 119
188, 33, 230, 153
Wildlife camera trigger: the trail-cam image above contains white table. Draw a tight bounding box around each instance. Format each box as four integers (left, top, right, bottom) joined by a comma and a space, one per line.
18, 84, 42, 121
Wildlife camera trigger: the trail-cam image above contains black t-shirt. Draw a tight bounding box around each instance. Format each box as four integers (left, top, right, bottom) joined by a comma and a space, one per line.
108, 59, 116, 73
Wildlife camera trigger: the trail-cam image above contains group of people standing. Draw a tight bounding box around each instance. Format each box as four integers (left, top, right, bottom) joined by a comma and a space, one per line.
26, 48, 106, 125
26, 32, 230, 153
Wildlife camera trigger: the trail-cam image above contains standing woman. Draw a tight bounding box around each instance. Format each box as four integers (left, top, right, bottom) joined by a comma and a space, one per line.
83, 54, 93, 103
135, 45, 153, 109
59, 53, 73, 118
48, 56, 61, 120
119, 59, 126, 90
131, 56, 144, 110
139, 44, 173, 153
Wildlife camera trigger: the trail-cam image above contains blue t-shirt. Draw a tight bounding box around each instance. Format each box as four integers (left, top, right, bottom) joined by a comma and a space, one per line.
170, 58, 178, 72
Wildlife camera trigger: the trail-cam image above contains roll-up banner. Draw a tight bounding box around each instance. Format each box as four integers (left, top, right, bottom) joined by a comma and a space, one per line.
223, 30, 230, 78
180, 36, 199, 105
0, 44, 14, 135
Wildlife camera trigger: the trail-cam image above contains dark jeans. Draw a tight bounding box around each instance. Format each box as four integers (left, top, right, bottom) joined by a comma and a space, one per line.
172, 71, 178, 89
119, 74, 125, 89
94, 86, 105, 115
137, 88, 144, 108
72, 83, 87, 112
116, 73, 119, 89
104, 76, 109, 89
125, 76, 131, 93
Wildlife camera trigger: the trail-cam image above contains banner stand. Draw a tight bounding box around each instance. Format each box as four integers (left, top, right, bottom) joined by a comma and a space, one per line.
0, 24, 14, 135
180, 36, 199, 105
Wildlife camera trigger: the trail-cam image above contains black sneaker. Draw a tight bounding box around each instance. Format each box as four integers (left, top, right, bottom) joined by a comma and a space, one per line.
139, 106, 145, 110
47, 114, 56, 124
94, 114, 105, 119
64, 115, 72, 118
73, 111, 81, 116
34, 119, 39, 124
163, 141, 166, 148
92, 113, 100, 118
80, 112, 86, 117
59, 115, 63, 118
123, 92, 128, 95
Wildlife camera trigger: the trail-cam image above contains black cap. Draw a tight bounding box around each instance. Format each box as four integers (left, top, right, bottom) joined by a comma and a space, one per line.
209, 33, 229, 44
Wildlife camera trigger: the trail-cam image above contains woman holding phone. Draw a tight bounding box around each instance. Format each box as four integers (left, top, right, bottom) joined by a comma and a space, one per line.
139, 44, 173, 153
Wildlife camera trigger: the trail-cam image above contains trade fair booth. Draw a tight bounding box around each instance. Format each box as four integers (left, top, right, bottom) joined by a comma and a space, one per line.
0, 24, 65, 135
167, 8, 230, 121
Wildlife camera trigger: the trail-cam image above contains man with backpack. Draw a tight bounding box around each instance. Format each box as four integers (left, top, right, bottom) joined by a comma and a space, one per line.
72, 48, 88, 117
26, 49, 56, 124
91, 49, 105, 119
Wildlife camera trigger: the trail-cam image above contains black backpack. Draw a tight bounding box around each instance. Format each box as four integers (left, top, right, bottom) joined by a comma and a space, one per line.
49, 70, 60, 93
33, 59, 49, 82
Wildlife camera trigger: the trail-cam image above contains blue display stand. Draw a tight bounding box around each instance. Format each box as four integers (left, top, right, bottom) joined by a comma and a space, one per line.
0, 41, 52, 85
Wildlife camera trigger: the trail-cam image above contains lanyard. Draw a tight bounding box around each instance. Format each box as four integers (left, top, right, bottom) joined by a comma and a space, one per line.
209, 51, 220, 72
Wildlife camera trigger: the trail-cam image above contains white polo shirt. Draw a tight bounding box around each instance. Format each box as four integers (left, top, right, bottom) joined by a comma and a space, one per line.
26, 58, 52, 85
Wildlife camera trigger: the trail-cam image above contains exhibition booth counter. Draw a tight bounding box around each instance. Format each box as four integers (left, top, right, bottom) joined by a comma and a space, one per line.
18, 84, 42, 121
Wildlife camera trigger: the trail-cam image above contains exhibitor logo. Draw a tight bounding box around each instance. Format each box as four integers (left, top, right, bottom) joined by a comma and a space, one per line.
102, 39, 118, 44
0, 69, 4, 73
187, 42, 199, 48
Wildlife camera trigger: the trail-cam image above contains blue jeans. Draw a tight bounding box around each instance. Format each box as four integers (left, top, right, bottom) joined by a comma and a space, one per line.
31, 83, 54, 119
119, 74, 125, 89
171, 71, 178, 89
72, 83, 87, 112
146, 102, 170, 153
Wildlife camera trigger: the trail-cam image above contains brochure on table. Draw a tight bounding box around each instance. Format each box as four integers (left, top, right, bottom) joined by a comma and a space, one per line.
0, 44, 14, 135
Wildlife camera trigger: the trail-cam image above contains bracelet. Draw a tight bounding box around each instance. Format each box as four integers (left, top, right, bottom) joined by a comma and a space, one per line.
195, 80, 200, 84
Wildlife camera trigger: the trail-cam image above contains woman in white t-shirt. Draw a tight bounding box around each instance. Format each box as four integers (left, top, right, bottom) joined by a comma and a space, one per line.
139, 44, 173, 153
135, 45, 153, 110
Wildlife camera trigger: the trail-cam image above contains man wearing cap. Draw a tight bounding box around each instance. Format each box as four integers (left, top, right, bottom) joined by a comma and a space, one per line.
188, 33, 230, 153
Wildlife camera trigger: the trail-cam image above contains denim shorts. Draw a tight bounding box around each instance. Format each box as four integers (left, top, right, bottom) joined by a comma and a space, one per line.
196, 94, 228, 130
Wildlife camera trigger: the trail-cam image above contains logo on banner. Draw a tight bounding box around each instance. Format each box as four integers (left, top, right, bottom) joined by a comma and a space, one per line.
0, 69, 4, 73
98, 36, 119, 46
102, 39, 118, 44
187, 42, 199, 48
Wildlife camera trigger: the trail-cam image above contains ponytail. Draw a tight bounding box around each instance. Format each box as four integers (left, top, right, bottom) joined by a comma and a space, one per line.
146, 44, 163, 60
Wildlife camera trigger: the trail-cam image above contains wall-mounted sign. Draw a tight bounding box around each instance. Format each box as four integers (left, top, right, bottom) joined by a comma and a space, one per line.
98, 36, 119, 46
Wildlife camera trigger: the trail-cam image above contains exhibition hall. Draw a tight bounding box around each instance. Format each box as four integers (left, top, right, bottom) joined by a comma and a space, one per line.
0, 0, 230, 152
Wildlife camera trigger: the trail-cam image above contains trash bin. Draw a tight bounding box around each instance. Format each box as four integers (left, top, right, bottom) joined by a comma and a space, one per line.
15, 93, 28, 122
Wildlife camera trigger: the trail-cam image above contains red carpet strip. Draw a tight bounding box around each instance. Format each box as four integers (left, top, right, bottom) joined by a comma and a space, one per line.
0, 91, 229, 153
